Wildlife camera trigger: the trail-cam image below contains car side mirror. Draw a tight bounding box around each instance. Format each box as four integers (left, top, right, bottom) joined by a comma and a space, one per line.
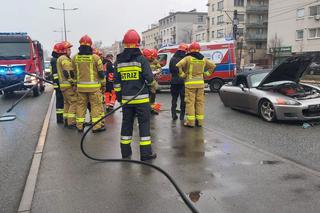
239, 84, 245, 91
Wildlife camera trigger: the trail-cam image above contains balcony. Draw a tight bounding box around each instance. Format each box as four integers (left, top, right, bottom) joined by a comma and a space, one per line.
245, 21, 268, 28
245, 34, 267, 41
246, 5, 268, 13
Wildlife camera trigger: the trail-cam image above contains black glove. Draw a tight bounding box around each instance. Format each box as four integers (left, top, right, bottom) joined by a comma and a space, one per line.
98, 71, 105, 79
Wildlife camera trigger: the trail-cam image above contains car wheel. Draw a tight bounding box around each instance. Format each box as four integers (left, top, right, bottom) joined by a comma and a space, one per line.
33, 85, 40, 97
210, 79, 224, 93
259, 99, 276, 122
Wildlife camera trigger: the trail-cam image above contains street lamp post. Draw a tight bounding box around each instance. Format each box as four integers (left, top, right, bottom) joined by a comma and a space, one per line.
49, 3, 78, 41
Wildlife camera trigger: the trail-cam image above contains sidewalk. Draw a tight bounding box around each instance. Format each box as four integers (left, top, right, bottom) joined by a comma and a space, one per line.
31, 101, 320, 213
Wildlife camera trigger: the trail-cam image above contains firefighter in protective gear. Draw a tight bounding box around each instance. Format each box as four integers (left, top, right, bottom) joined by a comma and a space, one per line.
50, 42, 64, 124
93, 48, 107, 127
176, 41, 216, 127
169, 43, 188, 121
114, 29, 157, 161
56, 41, 77, 128
142, 49, 161, 114
74, 35, 106, 133
104, 54, 116, 111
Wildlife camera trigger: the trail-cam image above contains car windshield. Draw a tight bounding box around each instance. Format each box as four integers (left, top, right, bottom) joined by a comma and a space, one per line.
249, 72, 269, 87
0, 42, 31, 60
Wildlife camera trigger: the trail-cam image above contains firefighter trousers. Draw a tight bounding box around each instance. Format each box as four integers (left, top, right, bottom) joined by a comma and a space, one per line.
55, 88, 64, 123
76, 91, 103, 131
120, 103, 153, 158
170, 84, 185, 120
62, 88, 77, 126
105, 90, 116, 107
185, 87, 205, 127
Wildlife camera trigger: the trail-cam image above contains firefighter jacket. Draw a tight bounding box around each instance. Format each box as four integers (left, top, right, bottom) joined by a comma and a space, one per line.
50, 56, 59, 89
73, 54, 104, 93
114, 48, 154, 105
105, 59, 115, 91
176, 52, 216, 89
56, 55, 75, 91
169, 50, 186, 85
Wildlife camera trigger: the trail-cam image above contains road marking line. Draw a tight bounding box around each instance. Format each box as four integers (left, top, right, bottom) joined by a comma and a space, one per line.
18, 91, 55, 213
204, 126, 320, 178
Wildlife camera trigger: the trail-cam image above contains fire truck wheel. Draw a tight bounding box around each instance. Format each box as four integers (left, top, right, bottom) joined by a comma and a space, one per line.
32, 85, 40, 97
209, 79, 224, 93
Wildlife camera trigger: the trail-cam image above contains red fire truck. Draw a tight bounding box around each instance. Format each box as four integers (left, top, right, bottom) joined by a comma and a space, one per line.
0, 32, 45, 97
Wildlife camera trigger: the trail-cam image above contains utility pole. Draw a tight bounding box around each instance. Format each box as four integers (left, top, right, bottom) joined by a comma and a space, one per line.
49, 3, 78, 41
233, 10, 238, 40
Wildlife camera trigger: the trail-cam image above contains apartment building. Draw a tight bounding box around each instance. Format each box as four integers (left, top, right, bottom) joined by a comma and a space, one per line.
268, 0, 320, 64
158, 9, 208, 47
207, 0, 269, 66
142, 24, 160, 49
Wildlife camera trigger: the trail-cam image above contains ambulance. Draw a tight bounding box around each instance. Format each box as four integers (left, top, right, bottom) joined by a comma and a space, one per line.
157, 40, 237, 92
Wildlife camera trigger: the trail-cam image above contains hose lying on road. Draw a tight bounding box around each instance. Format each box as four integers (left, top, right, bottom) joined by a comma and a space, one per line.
80, 83, 200, 213
2, 84, 38, 113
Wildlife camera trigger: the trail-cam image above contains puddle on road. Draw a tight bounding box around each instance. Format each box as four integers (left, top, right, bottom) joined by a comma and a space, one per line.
188, 191, 202, 203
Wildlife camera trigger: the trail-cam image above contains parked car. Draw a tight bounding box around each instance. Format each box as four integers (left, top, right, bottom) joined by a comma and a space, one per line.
242, 63, 263, 71
219, 55, 320, 122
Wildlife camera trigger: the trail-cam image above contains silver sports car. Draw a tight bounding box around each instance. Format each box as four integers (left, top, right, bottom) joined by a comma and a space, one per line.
219, 55, 320, 122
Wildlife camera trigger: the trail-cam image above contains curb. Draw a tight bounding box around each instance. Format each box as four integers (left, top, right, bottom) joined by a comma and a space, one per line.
18, 91, 55, 213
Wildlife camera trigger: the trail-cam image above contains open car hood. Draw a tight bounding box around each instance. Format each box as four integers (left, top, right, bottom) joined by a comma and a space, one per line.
258, 55, 314, 86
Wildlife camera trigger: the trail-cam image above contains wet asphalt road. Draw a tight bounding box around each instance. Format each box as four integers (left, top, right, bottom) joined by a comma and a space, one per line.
1, 90, 320, 212
32, 91, 320, 213
157, 91, 320, 172
0, 87, 52, 213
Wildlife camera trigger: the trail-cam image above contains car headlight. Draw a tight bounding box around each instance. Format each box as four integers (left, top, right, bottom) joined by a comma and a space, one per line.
276, 98, 301, 106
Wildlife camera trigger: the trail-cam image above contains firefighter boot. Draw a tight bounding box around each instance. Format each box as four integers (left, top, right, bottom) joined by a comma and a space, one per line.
121, 144, 132, 158
57, 114, 64, 124
172, 110, 178, 120
140, 145, 157, 161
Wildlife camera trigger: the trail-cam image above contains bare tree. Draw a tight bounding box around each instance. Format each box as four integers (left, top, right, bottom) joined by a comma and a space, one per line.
268, 33, 283, 67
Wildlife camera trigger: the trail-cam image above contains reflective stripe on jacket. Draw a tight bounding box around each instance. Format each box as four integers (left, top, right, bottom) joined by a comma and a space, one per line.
176, 56, 216, 89
73, 54, 104, 92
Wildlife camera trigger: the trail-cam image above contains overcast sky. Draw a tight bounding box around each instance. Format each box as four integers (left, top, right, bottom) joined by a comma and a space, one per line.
1, 0, 207, 54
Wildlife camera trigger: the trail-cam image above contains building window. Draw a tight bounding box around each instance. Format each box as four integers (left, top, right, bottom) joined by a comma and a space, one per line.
212, 31, 215, 38
217, 15, 224, 25
256, 28, 263, 35
211, 17, 215, 25
217, 1, 224, 11
238, 14, 245, 22
217, 29, 224, 38
237, 28, 244, 36
297, 8, 305, 18
296, 30, 304, 40
198, 15, 204, 22
234, 0, 244, 7
309, 28, 320, 39
310, 5, 320, 16
212, 4, 215, 12
256, 42, 263, 49
173, 16, 176, 22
